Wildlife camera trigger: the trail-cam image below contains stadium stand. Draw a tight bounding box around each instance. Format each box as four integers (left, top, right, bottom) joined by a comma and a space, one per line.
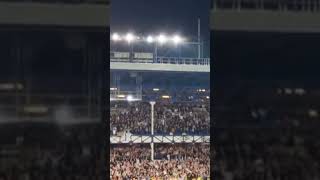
0, 26, 107, 179
110, 144, 210, 179
212, 30, 320, 179
110, 99, 210, 136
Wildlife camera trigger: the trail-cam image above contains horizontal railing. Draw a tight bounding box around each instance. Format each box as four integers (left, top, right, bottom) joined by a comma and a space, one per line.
156, 57, 210, 65
110, 134, 210, 144
111, 57, 210, 66
212, 0, 320, 12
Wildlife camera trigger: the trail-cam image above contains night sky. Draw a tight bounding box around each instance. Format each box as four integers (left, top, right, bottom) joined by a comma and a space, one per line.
111, 0, 211, 57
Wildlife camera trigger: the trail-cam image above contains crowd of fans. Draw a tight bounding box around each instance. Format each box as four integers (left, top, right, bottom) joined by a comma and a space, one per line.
110, 89, 210, 179
213, 128, 320, 180
154, 102, 209, 135
110, 101, 210, 135
0, 124, 105, 180
110, 144, 210, 179
110, 102, 151, 135
142, 88, 210, 102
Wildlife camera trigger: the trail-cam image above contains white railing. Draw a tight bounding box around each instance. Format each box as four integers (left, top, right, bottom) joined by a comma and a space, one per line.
110, 134, 210, 144
110, 56, 210, 66
156, 57, 210, 66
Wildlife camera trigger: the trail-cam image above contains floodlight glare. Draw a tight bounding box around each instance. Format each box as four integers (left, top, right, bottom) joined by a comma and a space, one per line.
111, 33, 121, 41
161, 95, 171, 99
172, 35, 183, 44
146, 36, 154, 43
157, 34, 168, 44
126, 95, 134, 101
125, 33, 135, 43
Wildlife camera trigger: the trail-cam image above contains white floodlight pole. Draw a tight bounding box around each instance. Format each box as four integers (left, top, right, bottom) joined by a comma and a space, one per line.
150, 101, 156, 161
198, 18, 201, 59
130, 43, 133, 62
154, 43, 158, 63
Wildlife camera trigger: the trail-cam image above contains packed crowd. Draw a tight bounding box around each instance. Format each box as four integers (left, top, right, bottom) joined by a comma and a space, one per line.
110, 102, 151, 135
0, 123, 105, 180
142, 88, 210, 102
213, 128, 320, 180
110, 144, 210, 179
110, 101, 210, 135
154, 102, 209, 135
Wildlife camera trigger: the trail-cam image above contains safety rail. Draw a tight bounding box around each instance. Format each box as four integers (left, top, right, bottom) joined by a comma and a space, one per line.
111, 57, 210, 66
212, 0, 320, 12
110, 134, 210, 144
156, 57, 210, 65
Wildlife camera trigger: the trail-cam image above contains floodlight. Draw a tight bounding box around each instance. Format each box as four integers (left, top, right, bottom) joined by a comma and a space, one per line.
172, 35, 183, 44
125, 33, 135, 43
157, 34, 168, 44
111, 33, 121, 41
126, 95, 133, 101
146, 36, 154, 43
161, 95, 170, 99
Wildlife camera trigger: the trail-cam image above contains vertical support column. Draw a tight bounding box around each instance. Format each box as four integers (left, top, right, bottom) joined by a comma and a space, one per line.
135, 72, 142, 100
129, 43, 134, 63
150, 101, 156, 161
198, 18, 201, 59
87, 39, 91, 118
154, 43, 158, 63
14, 33, 22, 120
237, 0, 241, 11
150, 142, 154, 161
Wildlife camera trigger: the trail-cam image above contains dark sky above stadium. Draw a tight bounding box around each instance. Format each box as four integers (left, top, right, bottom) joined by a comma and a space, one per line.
111, 0, 211, 57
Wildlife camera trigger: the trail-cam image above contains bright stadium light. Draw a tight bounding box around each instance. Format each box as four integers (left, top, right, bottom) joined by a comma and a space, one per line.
126, 95, 134, 101
157, 34, 168, 44
111, 33, 121, 41
172, 35, 183, 44
125, 33, 135, 43
161, 95, 170, 99
153, 88, 160, 91
146, 36, 154, 43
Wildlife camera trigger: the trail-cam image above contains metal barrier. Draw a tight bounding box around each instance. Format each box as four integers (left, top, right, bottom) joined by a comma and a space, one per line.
110, 134, 210, 144
156, 57, 210, 65
212, 0, 320, 12
111, 56, 210, 66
